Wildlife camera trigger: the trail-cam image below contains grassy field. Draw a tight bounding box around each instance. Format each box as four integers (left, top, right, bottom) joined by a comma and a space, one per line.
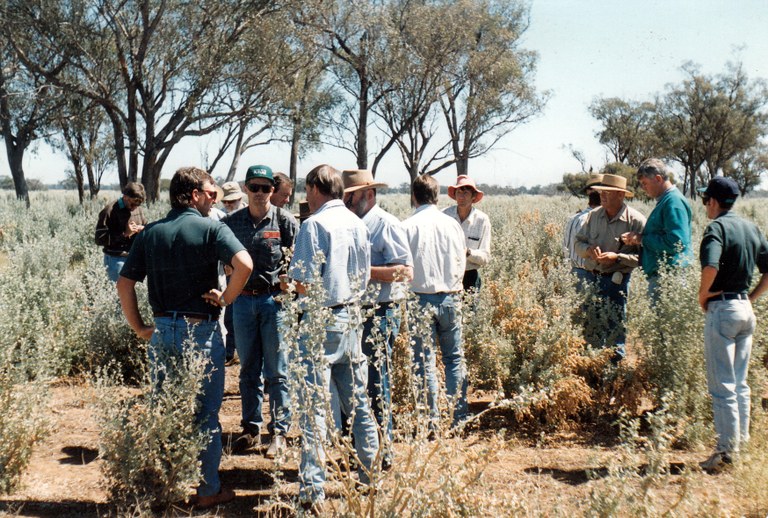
0, 189, 767, 516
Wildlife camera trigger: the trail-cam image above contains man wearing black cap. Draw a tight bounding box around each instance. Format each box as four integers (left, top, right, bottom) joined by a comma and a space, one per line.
222, 164, 299, 459
698, 176, 768, 473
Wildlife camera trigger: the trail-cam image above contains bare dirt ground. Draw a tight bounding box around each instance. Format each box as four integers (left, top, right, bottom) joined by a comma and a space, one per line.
0, 365, 748, 517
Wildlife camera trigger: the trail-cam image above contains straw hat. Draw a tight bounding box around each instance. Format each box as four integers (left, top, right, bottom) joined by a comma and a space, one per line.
447, 175, 484, 202
342, 169, 388, 193
591, 174, 633, 198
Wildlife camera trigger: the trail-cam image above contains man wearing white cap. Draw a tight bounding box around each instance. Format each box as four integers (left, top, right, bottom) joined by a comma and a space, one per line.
443, 175, 491, 292
575, 174, 646, 362
342, 169, 413, 469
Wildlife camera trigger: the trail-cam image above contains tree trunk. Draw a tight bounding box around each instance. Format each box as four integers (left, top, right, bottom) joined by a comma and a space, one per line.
226, 123, 247, 182
107, 110, 129, 188
5, 144, 30, 208
357, 75, 369, 169
141, 147, 161, 203
289, 122, 300, 205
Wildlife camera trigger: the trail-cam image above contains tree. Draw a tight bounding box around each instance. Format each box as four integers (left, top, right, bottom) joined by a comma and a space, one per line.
724, 145, 768, 195
654, 61, 768, 197
438, 0, 547, 177
0, 43, 64, 206
4, 0, 276, 201
589, 97, 657, 166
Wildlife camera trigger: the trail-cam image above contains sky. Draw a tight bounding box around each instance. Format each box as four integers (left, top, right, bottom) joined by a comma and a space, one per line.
5, 0, 768, 189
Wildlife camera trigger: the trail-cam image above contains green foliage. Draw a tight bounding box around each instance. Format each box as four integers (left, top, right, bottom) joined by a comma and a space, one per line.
0, 354, 50, 495
94, 345, 210, 513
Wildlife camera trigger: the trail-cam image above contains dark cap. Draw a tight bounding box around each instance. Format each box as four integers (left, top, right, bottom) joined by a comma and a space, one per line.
245, 164, 274, 184
698, 176, 739, 203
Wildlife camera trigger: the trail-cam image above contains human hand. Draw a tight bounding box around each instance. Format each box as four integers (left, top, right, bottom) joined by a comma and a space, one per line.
202, 289, 225, 307
136, 325, 155, 341
596, 251, 618, 265
621, 231, 641, 246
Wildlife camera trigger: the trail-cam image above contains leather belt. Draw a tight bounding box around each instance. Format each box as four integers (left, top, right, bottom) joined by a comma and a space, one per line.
707, 292, 748, 303
153, 311, 216, 322
240, 285, 279, 296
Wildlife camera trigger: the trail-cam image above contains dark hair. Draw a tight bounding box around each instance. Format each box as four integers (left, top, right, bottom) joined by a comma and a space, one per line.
588, 191, 601, 207
122, 182, 145, 202
170, 167, 212, 209
636, 158, 670, 181
306, 164, 344, 199
273, 172, 293, 190
412, 174, 439, 206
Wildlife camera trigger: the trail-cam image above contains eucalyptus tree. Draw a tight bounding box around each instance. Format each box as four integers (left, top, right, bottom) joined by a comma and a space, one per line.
438, 0, 547, 177
4, 0, 275, 201
654, 61, 768, 196
0, 43, 64, 205
589, 97, 658, 166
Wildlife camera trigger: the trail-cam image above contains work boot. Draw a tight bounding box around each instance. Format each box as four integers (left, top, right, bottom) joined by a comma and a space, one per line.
265, 434, 286, 459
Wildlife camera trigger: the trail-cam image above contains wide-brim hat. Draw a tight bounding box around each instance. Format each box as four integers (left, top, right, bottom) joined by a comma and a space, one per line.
592, 174, 633, 198
448, 175, 484, 202
584, 173, 604, 191
342, 169, 388, 193
214, 184, 224, 202
220, 181, 245, 201
295, 200, 312, 222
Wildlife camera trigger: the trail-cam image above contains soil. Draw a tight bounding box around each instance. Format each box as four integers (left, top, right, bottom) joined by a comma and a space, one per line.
0, 365, 747, 517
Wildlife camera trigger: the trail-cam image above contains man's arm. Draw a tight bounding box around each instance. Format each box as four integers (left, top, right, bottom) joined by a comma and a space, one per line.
749, 273, 768, 303
116, 276, 154, 340
698, 266, 722, 311
371, 264, 414, 283
202, 250, 253, 306
467, 215, 491, 267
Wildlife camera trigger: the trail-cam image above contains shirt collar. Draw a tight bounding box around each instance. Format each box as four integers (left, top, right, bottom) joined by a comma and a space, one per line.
315, 199, 345, 215
413, 203, 437, 215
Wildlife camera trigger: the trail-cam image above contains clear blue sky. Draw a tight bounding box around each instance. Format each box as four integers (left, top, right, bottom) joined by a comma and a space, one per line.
5, 0, 768, 188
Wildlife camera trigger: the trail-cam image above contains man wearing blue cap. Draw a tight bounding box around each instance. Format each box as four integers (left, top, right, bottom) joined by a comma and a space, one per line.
697, 176, 768, 473
223, 164, 298, 459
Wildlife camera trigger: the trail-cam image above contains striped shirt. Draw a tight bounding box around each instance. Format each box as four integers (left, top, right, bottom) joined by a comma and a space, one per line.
563, 207, 593, 270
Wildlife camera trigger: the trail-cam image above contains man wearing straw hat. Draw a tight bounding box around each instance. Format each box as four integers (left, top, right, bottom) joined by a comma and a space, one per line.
342, 169, 413, 470
444, 175, 492, 292
575, 173, 646, 361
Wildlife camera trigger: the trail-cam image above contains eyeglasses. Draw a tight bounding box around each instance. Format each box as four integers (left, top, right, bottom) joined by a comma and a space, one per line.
200, 189, 218, 201
246, 183, 273, 194
701, 195, 711, 205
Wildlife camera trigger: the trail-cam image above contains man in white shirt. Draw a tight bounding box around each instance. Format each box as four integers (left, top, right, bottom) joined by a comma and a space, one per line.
402, 174, 468, 433
443, 175, 491, 292
563, 174, 603, 286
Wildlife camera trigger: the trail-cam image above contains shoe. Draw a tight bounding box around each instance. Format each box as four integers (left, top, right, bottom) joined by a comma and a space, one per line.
699, 451, 733, 474
299, 500, 323, 516
265, 434, 286, 459
233, 426, 260, 453
225, 353, 239, 366
191, 487, 235, 509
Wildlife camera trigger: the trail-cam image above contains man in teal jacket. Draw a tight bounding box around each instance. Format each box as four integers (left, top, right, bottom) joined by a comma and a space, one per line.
622, 158, 692, 300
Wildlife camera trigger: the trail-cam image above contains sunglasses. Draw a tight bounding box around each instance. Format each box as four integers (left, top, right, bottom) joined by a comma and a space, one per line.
246, 183, 273, 194
701, 195, 711, 205
200, 189, 218, 201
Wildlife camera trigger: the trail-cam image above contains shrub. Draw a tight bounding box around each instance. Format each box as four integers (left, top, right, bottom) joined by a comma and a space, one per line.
94, 343, 210, 514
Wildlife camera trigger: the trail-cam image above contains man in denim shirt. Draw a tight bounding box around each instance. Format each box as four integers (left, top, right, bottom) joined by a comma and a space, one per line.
222, 164, 298, 459
287, 164, 379, 509
697, 176, 768, 473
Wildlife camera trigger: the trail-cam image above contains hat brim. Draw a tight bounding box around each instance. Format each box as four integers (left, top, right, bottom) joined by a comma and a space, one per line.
592, 185, 633, 198
221, 193, 245, 202
343, 182, 388, 193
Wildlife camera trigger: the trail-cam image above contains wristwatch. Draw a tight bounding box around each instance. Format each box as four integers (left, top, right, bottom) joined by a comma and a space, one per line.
218, 295, 228, 307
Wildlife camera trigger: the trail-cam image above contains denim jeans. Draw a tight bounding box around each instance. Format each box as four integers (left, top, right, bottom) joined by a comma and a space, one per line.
232, 293, 290, 435
583, 271, 630, 360
411, 293, 468, 428
149, 317, 225, 497
298, 308, 379, 504
103, 254, 126, 283
223, 305, 236, 362
704, 299, 755, 454
361, 303, 401, 458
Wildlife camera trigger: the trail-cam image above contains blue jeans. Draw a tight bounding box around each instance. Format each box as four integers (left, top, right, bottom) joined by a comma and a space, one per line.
361, 303, 401, 458
232, 293, 290, 435
223, 305, 236, 362
149, 317, 225, 497
704, 299, 755, 454
298, 308, 379, 504
583, 271, 630, 360
103, 254, 126, 282
411, 293, 468, 428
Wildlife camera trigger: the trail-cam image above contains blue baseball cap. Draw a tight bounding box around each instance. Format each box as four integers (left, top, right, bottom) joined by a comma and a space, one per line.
698, 176, 739, 203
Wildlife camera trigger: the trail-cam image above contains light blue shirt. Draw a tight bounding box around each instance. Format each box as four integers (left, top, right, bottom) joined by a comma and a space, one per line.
289, 199, 371, 307
363, 204, 413, 303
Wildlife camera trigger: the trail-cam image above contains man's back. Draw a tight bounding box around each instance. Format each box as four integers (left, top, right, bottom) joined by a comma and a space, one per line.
121, 208, 242, 315
402, 204, 465, 293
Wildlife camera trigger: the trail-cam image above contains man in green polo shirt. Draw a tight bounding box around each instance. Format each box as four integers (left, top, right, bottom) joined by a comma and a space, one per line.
116, 167, 253, 509
697, 176, 768, 473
